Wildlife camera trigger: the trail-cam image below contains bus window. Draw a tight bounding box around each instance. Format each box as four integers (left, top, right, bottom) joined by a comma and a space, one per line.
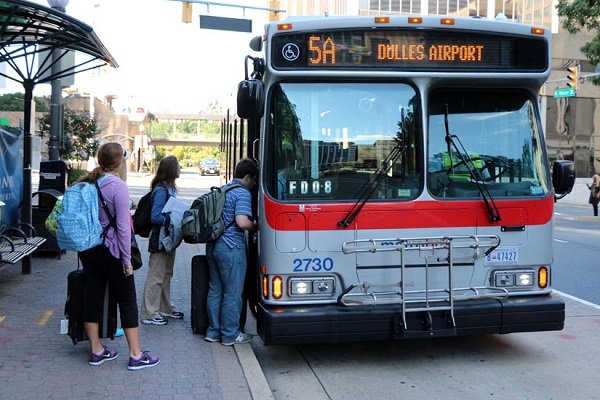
427, 89, 550, 198
266, 82, 421, 201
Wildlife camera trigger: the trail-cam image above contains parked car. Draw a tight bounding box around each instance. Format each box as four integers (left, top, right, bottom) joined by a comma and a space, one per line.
199, 158, 220, 176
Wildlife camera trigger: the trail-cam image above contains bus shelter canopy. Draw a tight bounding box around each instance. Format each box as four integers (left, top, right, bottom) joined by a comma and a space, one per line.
0, 0, 117, 84
0, 0, 117, 274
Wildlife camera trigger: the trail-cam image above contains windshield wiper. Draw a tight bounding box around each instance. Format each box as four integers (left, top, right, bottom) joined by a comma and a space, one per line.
444, 104, 501, 223
338, 109, 409, 228
338, 139, 405, 228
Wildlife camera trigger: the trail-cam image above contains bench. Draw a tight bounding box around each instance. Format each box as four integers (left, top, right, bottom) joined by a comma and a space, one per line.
0, 223, 47, 265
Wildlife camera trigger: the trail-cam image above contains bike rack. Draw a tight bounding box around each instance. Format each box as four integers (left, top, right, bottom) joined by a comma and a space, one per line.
340, 235, 504, 332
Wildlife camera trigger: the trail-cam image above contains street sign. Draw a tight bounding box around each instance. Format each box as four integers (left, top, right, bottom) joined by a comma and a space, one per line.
199, 15, 252, 33
554, 87, 576, 98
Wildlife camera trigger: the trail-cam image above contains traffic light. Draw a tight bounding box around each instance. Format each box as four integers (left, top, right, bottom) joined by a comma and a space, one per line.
566, 65, 579, 90
182, 2, 192, 23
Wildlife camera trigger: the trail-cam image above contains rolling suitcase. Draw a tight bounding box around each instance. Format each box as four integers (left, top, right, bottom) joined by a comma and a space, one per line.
64, 268, 117, 345
191, 255, 210, 334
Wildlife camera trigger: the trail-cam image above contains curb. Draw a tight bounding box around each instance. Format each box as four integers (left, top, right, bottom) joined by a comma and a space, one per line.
236, 344, 275, 400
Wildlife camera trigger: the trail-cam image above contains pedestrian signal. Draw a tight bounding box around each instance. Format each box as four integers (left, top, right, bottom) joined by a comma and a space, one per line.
566, 66, 578, 91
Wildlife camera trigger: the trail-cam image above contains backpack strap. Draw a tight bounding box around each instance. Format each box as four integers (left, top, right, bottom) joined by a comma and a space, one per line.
94, 180, 118, 241
220, 183, 245, 231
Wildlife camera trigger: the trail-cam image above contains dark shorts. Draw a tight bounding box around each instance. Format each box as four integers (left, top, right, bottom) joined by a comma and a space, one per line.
78, 245, 139, 329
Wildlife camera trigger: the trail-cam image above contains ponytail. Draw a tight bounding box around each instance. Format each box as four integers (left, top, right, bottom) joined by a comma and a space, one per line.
77, 166, 104, 184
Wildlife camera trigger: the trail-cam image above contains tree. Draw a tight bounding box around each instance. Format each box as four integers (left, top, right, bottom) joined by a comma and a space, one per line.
38, 110, 101, 168
0, 92, 49, 112
557, 0, 600, 81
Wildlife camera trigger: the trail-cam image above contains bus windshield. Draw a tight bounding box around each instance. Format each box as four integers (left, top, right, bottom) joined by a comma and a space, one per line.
266, 82, 421, 201
427, 89, 550, 198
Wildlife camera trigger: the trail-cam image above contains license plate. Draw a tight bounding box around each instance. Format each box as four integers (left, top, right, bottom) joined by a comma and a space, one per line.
484, 247, 518, 266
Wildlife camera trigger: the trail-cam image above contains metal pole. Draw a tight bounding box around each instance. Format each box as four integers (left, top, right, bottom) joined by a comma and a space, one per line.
48, 1, 68, 160
48, 48, 62, 160
22, 79, 34, 274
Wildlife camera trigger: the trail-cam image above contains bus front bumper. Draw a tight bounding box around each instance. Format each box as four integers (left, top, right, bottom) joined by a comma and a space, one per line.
255, 295, 564, 345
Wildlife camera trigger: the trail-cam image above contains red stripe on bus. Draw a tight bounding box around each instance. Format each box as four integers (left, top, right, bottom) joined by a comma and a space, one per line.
263, 195, 553, 230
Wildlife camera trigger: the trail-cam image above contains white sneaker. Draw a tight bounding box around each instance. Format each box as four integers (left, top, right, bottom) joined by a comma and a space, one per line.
141, 316, 168, 325
221, 332, 253, 346
160, 311, 184, 319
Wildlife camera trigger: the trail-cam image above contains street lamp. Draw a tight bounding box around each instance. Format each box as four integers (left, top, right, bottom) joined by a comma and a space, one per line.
47, 0, 70, 160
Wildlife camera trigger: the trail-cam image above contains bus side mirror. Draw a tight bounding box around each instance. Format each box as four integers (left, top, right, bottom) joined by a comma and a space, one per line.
552, 160, 575, 196
249, 36, 263, 52
237, 79, 264, 120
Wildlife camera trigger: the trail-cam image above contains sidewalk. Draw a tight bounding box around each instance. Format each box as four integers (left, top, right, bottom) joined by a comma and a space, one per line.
0, 238, 271, 399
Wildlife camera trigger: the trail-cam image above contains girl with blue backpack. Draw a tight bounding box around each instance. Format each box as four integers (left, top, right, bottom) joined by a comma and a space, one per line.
78, 142, 159, 370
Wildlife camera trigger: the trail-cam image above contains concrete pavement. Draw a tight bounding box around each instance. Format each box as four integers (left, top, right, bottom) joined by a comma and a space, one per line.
0, 236, 273, 399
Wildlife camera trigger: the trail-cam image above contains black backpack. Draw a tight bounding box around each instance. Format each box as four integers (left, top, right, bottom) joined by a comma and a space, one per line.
181, 183, 243, 243
133, 186, 167, 238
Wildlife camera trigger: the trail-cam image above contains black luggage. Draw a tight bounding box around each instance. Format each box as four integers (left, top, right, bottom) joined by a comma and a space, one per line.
191, 255, 210, 334
65, 268, 117, 345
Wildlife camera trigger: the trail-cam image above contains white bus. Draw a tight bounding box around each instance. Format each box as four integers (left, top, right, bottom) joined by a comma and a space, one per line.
234, 15, 575, 344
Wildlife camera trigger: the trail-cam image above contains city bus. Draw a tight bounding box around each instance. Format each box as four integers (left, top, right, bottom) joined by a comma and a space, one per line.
232, 15, 575, 345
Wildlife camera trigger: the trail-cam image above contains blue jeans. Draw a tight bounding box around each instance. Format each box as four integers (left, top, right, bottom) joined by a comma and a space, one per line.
206, 239, 247, 342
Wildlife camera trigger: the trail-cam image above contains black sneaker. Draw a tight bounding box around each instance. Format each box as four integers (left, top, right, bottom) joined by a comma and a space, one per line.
141, 316, 168, 325
160, 311, 184, 319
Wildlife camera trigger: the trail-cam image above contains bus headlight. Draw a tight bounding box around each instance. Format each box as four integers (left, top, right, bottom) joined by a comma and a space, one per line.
291, 280, 309, 295
516, 272, 534, 286
493, 270, 535, 288
290, 277, 335, 296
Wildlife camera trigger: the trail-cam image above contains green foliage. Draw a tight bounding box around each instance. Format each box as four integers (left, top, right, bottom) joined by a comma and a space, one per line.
144, 117, 222, 167
0, 92, 49, 112
144, 119, 221, 139
68, 168, 88, 185
557, 0, 600, 67
154, 145, 221, 167
38, 110, 101, 167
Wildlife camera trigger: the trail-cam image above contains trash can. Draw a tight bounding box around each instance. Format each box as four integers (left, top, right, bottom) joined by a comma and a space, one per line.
38, 160, 68, 207
31, 189, 62, 255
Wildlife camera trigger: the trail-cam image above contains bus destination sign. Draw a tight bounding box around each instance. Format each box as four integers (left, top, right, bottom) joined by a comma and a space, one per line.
271, 29, 547, 71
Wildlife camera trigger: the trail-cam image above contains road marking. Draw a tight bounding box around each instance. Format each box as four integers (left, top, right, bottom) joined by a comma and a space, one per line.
554, 290, 600, 310
36, 309, 54, 326
554, 238, 568, 243
0, 316, 5, 325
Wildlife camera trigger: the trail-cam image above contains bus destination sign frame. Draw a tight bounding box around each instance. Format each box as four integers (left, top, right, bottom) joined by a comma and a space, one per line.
271, 28, 548, 72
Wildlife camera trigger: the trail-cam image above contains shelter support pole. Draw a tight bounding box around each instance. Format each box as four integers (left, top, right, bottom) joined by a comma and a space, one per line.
21, 79, 34, 274
48, 47, 62, 160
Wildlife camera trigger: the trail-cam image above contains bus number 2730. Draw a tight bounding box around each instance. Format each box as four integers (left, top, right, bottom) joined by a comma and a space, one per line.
293, 257, 334, 272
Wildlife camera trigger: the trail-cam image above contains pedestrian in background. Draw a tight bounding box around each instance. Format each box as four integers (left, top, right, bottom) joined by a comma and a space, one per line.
587, 174, 600, 216
205, 158, 259, 346
140, 156, 183, 325
78, 142, 159, 370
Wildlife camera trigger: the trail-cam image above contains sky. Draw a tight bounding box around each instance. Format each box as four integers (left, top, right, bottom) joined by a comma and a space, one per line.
8, 0, 273, 114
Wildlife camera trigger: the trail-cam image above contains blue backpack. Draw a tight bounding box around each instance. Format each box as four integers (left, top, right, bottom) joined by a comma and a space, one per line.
56, 181, 104, 252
